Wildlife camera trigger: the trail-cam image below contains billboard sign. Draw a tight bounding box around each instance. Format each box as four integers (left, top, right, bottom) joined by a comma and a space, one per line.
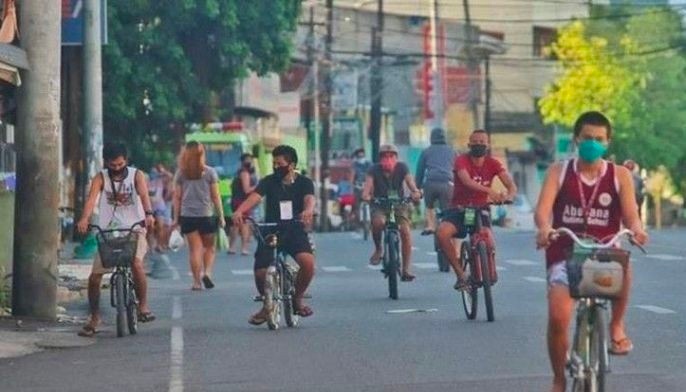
61, 0, 108, 46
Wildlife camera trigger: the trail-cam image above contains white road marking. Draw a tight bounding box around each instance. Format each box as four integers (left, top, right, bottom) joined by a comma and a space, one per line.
412, 246, 419, 251
172, 297, 182, 320
505, 259, 538, 266
496, 266, 507, 272
169, 265, 180, 281
644, 254, 686, 261
368, 265, 382, 271
386, 308, 439, 314
523, 276, 547, 283
231, 269, 254, 275
635, 305, 676, 314
169, 326, 184, 392
414, 262, 437, 269
426, 251, 438, 256
321, 266, 352, 272
350, 233, 362, 239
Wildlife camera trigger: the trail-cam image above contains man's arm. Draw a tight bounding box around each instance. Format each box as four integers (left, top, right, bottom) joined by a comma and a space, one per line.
76, 174, 104, 233
534, 162, 562, 248
233, 192, 262, 219
497, 170, 518, 200
361, 174, 374, 201
135, 170, 156, 228
404, 173, 422, 201
616, 165, 648, 245
456, 169, 500, 200
415, 151, 426, 189
240, 171, 255, 194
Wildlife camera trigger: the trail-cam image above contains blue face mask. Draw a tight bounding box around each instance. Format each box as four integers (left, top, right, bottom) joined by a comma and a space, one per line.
577, 139, 607, 163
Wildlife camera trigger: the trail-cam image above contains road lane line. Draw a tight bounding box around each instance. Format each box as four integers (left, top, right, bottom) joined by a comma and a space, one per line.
496, 266, 507, 271
386, 308, 438, 314
644, 254, 686, 261
412, 246, 419, 250
426, 251, 438, 256
350, 233, 362, 239
169, 265, 180, 281
321, 266, 352, 272
169, 296, 183, 392
367, 265, 382, 271
231, 269, 254, 275
414, 262, 436, 269
635, 305, 676, 314
523, 276, 547, 283
504, 259, 537, 266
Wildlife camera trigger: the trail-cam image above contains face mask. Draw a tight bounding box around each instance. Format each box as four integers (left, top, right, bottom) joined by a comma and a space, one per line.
273, 165, 290, 180
380, 156, 397, 172
578, 140, 607, 163
243, 161, 253, 170
469, 144, 488, 158
108, 167, 126, 177
356, 157, 366, 163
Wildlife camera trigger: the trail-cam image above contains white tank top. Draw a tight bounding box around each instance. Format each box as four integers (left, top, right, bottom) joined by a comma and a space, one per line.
98, 167, 145, 230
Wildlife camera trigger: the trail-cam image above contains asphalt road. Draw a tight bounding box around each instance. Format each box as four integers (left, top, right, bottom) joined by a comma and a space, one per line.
1, 227, 685, 392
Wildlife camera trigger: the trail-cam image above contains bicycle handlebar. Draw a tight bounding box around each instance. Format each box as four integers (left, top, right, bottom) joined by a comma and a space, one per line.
88, 221, 144, 235
551, 227, 634, 250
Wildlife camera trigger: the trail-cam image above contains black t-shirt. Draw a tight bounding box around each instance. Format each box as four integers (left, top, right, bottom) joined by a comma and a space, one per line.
367, 162, 409, 198
255, 173, 315, 222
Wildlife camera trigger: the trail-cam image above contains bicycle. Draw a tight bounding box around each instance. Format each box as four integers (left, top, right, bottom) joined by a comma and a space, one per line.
371, 196, 413, 300
551, 227, 643, 392
246, 217, 302, 330
89, 221, 144, 338
443, 202, 508, 322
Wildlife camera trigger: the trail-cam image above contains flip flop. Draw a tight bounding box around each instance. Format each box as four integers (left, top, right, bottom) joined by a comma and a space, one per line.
138, 312, 156, 323
77, 325, 98, 338
609, 337, 633, 355
453, 277, 471, 292
191, 285, 202, 291
369, 252, 383, 265
294, 305, 314, 317
420, 229, 435, 236
202, 275, 215, 289
401, 272, 416, 282
248, 309, 269, 325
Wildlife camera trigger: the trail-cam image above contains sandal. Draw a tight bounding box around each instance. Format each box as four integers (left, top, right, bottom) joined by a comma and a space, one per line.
248, 308, 270, 325
401, 272, 416, 282
294, 305, 314, 317
453, 277, 471, 292
202, 275, 215, 289
420, 229, 435, 236
609, 337, 633, 355
138, 311, 156, 323
77, 325, 99, 338
369, 251, 383, 265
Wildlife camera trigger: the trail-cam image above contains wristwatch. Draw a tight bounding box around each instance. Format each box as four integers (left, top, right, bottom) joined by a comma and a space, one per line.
144, 210, 154, 216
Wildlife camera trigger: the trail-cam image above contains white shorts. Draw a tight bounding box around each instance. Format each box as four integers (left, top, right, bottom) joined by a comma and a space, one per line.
546, 262, 569, 288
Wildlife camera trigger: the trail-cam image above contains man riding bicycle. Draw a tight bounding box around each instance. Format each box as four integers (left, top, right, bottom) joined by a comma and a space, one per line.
232, 145, 316, 324
435, 129, 517, 291
362, 144, 422, 281
76, 143, 156, 337
534, 111, 648, 392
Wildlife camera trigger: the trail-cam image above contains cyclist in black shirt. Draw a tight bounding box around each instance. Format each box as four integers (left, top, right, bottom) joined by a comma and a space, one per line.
232, 145, 316, 324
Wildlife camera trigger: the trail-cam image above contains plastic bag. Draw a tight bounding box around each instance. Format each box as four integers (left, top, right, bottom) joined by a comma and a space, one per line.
216, 227, 229, 251
169, 229, 185, 252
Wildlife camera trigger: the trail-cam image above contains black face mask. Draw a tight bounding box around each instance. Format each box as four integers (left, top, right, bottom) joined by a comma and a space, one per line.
273, 165, 290, 180
242, 162, 254, 171
469, 144, 488, 158
107, 167, 127, 178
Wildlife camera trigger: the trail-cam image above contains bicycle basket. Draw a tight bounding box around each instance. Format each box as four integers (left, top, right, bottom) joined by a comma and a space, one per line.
566, 247, 630, 299
96, 231, 139, 268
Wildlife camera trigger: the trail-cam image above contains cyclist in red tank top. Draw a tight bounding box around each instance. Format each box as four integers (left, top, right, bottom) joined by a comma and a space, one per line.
534, 112, 648, 392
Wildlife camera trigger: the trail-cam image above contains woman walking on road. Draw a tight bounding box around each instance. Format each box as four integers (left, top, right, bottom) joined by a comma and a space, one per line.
173, 141, 226, 290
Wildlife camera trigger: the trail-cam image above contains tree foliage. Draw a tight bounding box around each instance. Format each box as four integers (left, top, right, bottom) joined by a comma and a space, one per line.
539, 6, 686, 193
102, 0, 301, 167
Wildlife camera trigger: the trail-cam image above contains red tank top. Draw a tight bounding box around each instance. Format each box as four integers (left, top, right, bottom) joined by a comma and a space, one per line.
545, 159, 622, 268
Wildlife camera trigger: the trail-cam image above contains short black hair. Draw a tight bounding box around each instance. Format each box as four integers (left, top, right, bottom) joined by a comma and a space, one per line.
103, 142, 127, 162
240, 153, 253, 161
353, 148, 365, 156
573, 111, 613, 139
272, 145, 298, 165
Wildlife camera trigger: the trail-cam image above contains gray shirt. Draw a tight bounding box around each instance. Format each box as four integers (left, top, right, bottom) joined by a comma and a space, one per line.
175, 166, 219, 217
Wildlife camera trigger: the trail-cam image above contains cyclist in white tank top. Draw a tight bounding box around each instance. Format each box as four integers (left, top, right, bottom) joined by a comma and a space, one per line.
76, 143, 157, 336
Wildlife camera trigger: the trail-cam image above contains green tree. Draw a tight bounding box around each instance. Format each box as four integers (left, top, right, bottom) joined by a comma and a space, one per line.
539, 7, 686, 193
103, 0, 301, 167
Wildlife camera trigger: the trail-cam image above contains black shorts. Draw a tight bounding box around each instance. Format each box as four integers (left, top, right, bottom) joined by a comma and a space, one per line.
254, 226, 314, 270
440, 208, 491, 239
179, 216, 218, 235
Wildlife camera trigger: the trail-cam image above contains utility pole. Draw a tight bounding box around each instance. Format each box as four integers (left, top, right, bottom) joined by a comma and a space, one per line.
429, 0, 444, 130
369, 0, 384, 162
483, 55, 492, 134
83, 0, 104, 197
462, 0, 480, 130
13, 0, 62, 319
319, 0, 334, 231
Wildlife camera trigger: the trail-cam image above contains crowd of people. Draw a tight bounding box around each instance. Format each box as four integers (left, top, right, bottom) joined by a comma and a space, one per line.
75, 110, 648, 392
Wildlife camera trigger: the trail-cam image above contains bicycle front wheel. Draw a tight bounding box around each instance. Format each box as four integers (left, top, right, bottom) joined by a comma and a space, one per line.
590, 305, 608, 392
460, 242, 478, 320
283, 270, 299, 328
266, 270, 282, 330
126, 276, 139, 335
477, 242, 495, 322
113, 273, 126, 338
386, 231, 400, 300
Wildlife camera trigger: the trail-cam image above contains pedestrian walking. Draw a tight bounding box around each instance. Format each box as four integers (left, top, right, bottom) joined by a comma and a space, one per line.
228, 153, 258, 255
147, 163, 173, 252
172, 141, 226, 290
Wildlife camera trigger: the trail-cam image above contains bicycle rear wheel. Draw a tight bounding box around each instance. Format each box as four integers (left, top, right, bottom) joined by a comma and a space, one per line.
283, 270, 299, 328
386, 231, 400, 300
570, 307, 591, 392
477, 242, 495, 322
266, 269, 282, 330
126, 275, 139, 335
591, 305, 608, 392
460, 242, 478, 320
113, 273, 126, 338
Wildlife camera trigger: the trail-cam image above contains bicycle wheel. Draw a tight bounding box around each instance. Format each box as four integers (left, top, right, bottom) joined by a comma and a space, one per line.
362, 204, 370, 241
386, 231, 400, 300
266, 269, 282, 330
590, 305, 608, 392
570, 307, 591, 392
477, 242, 495, 322
460, 242, 478, 320
126, 275, 138, 335
113, 273, 126, 338
283, 270, 299, 328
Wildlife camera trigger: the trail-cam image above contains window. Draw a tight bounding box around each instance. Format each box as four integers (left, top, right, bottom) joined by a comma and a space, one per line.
533, 26, 557, 59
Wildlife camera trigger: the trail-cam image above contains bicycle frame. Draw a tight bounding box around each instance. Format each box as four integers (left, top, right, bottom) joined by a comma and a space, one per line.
463, 207, 497, 284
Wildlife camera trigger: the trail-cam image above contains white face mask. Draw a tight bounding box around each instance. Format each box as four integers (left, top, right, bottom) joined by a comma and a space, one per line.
356, 157, 366, 163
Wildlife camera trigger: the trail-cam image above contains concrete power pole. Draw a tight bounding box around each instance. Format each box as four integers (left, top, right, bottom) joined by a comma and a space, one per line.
319, 0, 333, 231
369, 0, 383, 162
12, 0, 62, 319
462, 0, 480, 129
429, 0, 444, 130
83, 0, 104, 193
